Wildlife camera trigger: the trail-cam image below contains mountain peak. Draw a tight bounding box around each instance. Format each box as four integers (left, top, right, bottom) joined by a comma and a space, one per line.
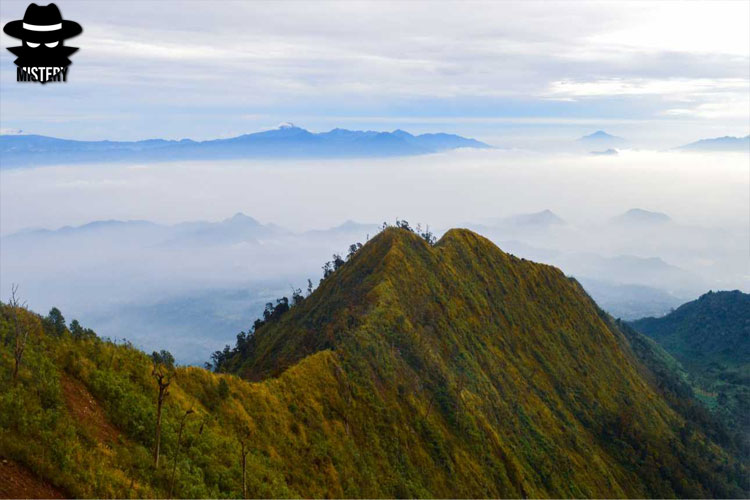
391, 129, 415, 138
612, 208, 671, 225
224, 212, 260, 224
578, 130, 625, 142
496, 209, 566, 228
276, 122, 298, 129
212, 224, 742, 497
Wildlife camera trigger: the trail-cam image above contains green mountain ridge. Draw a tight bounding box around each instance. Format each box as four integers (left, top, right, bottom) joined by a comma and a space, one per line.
630, 290, 749, 366
630, 290, 750, 458
0, 227, 746, 498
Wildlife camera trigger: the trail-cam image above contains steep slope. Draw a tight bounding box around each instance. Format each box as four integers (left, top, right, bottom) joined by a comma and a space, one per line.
222, 227, 746, 497
0, 228, 746, 498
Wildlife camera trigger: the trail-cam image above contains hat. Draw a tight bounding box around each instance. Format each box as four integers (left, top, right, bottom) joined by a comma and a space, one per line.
3, 3, 82, 43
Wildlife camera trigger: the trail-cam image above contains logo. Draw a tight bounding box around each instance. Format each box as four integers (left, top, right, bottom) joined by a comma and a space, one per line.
3, 3, 82, 84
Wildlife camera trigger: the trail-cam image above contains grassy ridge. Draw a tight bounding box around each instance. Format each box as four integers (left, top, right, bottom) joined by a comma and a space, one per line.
0, 227, 746, 497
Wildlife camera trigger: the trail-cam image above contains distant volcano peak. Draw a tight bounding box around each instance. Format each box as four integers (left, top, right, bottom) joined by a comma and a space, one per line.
578, 130, 625, 142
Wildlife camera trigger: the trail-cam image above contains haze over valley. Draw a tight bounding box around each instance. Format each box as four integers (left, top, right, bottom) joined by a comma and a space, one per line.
2, 146, 746, 363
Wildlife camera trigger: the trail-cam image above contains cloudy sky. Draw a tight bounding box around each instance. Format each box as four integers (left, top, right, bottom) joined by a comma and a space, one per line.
1, 1, 748, 147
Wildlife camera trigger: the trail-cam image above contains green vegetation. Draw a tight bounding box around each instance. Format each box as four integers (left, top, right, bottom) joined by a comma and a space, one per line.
630, 290, 750, 458
0, 228, 747, 498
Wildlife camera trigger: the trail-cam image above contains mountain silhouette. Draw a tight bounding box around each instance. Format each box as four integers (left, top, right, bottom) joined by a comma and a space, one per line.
678, 135, 750, 152
578, 130, 626, 144
611, 208, 672, 225
0, 125, 491, 168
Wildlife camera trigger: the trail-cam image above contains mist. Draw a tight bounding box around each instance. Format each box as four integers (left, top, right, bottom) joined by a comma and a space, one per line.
1, 149, 747, 363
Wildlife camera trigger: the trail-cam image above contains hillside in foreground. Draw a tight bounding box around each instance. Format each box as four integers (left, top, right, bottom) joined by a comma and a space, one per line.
0, 227, 747, 498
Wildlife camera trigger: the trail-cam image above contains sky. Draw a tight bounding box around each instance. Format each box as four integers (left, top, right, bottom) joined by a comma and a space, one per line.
1, 1, 748, 148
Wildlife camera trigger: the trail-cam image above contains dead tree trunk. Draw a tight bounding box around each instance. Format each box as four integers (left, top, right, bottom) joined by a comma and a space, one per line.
240, 438, 249, 499
169, 409, 193, 498
151, 350, 175, 469
9, 284, 29, 384
153, 377, 169, 467
238, 428, 252, 499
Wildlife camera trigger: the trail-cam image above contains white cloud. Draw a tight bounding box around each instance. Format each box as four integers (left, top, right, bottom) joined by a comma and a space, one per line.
664, 97, 750, 120
0, 0, 747, 142
547, 78, 746, 99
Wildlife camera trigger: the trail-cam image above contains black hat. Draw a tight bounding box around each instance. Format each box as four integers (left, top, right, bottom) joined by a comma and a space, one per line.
3, 3, 82, 43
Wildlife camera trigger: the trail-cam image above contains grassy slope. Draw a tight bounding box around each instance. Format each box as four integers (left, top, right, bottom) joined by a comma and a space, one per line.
0, 228, 746, 498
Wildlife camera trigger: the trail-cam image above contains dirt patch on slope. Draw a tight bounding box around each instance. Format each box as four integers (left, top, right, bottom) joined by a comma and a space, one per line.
60, 374, 120, 445
0, 459, 66, 499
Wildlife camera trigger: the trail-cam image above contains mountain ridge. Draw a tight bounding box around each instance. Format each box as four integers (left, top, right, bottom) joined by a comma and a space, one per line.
629, 290, 750, 457
678, 135, 749, 152
219, 226, 745, 496
0, 126, 491, 168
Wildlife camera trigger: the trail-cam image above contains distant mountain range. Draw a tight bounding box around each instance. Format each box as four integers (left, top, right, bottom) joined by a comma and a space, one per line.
5, 213, 372, 247
678, 135, 749, 152
0, 124, 491, 168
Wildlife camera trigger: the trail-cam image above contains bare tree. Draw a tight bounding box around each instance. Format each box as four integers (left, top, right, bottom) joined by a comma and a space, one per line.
9, 284, 29, 384
169, 409, 194, 498
151, 350, 175, 468
238, 427, 252, 499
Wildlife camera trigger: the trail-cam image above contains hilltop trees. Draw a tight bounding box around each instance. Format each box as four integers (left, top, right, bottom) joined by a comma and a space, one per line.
210, 294, 294, 373
45, 307, 67, 336
69, 319, 96, 340
211, 223, 437, 373
151, 349, 175, 467
347, 243, 363, 259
